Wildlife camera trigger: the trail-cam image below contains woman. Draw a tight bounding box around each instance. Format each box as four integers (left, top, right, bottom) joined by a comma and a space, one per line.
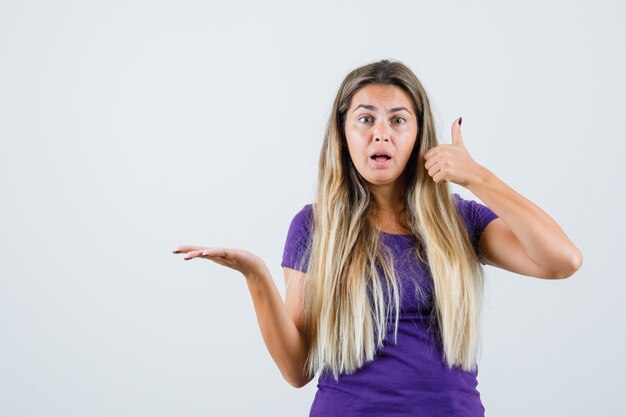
173, 59, 583, 416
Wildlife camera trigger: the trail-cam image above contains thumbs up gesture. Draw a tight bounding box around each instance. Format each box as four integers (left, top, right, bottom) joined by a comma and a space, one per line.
423, 117, 483, 188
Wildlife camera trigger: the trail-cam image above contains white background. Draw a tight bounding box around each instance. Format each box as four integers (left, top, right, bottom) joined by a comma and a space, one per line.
1, 0, 624, 416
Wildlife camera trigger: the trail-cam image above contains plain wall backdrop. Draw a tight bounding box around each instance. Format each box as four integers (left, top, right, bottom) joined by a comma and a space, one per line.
1, 0, 624, 416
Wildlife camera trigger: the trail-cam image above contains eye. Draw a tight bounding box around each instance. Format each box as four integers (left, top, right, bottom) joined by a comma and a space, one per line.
393, 117, 406, 125
358, 115, 373, 124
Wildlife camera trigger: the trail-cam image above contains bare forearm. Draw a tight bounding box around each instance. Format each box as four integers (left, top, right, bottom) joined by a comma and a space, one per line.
467, 165, 583, 273
244, 266, 311, 388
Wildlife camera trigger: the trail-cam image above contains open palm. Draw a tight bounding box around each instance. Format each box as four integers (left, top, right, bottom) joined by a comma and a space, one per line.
172, 245, 266, 278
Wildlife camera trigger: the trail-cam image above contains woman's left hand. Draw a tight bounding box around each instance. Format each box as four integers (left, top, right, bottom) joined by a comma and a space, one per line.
423, 116, 484, 187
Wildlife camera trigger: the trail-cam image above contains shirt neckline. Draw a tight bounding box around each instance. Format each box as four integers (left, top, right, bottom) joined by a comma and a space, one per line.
377, 229, 414, 237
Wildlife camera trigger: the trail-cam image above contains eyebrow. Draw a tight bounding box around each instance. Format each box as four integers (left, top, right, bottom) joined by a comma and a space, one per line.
352, 104, 412, 115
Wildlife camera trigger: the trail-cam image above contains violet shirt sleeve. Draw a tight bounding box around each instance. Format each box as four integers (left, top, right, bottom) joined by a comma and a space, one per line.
452, 193, 499, 264
280, 204, 314, 272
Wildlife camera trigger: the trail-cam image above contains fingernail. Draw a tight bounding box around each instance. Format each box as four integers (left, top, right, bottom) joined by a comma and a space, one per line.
173, 250, 180, 254
458, 116, 462, 126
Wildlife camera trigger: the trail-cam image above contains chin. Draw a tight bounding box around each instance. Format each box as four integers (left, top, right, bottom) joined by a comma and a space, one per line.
365, 175, 397, 185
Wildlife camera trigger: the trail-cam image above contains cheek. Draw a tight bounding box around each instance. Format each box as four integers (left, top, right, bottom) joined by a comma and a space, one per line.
345, 134, 366, 155
344, 143, 361, 166
344, 137, 355, 156
397, 143, 417, 165
403, 131, 419, 153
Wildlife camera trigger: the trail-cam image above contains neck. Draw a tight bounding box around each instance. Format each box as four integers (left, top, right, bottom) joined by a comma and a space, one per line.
368, 174, 405, 210
368, 182, 408, 230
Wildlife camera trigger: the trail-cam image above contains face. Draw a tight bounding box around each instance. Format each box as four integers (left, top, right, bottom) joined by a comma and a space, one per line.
344, 84, 418, 190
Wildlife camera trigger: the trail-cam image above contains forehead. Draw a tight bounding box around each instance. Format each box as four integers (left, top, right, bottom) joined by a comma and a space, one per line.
350, 84, 412, 110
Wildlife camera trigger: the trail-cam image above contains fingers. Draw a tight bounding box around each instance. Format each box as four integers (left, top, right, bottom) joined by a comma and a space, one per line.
172, 246, 229, 261
427, 158, 444, 178
433, 168, 448, 184
172, 245, 205, 254
201, 249, 228, 258
182, 250, 205, 260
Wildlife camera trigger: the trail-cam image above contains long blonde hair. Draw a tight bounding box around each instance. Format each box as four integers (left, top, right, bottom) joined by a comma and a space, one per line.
300, 59, 486, 382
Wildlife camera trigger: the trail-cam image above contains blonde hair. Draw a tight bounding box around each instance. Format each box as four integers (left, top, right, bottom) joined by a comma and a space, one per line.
300, 59, 486, 382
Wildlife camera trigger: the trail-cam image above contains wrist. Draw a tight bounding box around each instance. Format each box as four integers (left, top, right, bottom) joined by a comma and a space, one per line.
245, 264, 270, 286
467, 164, 493, 192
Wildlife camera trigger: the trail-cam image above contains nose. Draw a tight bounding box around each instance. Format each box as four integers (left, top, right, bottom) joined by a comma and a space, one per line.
373, 119, 391, 142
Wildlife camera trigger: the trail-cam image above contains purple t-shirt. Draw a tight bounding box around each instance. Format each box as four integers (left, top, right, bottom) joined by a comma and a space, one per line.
281, 193, 499, 417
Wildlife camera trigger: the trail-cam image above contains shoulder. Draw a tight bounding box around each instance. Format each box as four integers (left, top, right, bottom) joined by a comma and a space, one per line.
451, 192, 468, 208
287, 203, 314, 233
450, 192, 499, 256
285, 203, 315, 242
282, 203, 314, 271
451, 192, 498, 224
451, 192, 471, 223
293, 203, 314, 223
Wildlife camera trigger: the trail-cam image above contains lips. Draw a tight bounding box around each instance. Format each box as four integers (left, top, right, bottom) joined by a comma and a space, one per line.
370, 151, 392, 160
371, 154, 391, 161
370, 155, 392, 169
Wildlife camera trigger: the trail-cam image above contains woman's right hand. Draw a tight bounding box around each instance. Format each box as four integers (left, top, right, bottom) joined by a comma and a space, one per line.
172, 245, 267, 279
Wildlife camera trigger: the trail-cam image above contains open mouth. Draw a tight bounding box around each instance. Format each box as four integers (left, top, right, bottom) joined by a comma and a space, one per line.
371, 154, 391, 162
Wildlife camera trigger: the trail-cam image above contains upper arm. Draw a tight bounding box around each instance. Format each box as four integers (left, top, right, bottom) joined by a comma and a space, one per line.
453, 192, 558, 279
283, 267, 308, 340
281, 204, 313, 340
479, 218, 560, 279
